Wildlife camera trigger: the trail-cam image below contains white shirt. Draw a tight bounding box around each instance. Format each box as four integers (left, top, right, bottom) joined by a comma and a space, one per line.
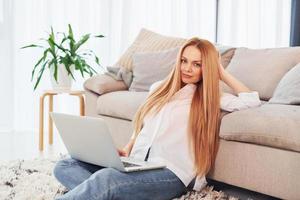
129, 80, 262, 191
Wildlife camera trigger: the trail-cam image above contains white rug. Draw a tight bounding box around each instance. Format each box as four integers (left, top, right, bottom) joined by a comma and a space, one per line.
0, 156, 238, 200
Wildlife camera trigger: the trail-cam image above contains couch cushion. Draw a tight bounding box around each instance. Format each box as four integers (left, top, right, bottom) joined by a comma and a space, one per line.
221, 47, 300, 101
219, 104, 300, 152
96, 91, 148, 120
83, 74, 127, 95
96, 91, 268, 121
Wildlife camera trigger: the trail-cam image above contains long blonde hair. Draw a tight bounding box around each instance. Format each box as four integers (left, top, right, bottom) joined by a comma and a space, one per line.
132, 38, 221, 177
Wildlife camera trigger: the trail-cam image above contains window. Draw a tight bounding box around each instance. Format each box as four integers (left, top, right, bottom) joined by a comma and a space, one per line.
0, 0, 3, 23
217, 0, 291, 48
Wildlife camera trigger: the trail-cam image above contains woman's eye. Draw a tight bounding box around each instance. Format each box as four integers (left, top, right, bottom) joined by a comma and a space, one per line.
181, 59, 187, 63
194, 63, 202, 67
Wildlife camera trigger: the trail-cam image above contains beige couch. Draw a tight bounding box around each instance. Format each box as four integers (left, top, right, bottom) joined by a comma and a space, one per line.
83, 30, 300, 200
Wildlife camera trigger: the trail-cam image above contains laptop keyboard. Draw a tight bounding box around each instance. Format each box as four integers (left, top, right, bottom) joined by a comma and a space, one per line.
122, 161, 141, 168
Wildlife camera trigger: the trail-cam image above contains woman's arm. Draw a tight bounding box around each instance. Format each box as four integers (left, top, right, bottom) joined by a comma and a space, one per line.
219, 62, 252, 94
218, 58, 261, 112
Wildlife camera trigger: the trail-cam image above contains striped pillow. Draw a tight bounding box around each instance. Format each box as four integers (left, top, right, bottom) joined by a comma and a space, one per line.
113, 28, 186, 71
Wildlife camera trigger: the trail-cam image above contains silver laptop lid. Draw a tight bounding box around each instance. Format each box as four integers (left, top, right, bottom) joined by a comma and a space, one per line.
50, 112, 125, 171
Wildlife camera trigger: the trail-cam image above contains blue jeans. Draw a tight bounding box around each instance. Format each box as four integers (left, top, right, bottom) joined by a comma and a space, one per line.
53, 158, 187, 200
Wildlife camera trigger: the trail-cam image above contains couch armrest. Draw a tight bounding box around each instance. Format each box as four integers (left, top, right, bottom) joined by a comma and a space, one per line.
83, 73, 128, 95
84, 89, 100, 117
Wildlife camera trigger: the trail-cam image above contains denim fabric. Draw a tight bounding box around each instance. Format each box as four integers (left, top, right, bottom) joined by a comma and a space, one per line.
53, 158, 187, 200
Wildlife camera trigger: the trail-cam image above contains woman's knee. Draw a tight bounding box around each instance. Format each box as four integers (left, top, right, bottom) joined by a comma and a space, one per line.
90, 168, 119, 181
53, 158, 78, 179
87, 168, 128, 199
87, 167, 123, 190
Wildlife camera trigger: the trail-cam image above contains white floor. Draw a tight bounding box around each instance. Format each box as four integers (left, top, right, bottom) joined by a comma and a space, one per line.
0, 130, 68, 161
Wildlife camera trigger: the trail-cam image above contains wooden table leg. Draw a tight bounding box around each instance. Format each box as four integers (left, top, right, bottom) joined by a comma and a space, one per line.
70, 94, 85, 116
48, 94, 54, 145
39, 93, 48, 151
79, 94, 85, 116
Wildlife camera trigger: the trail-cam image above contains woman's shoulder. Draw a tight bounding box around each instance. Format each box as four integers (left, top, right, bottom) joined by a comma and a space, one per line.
149, 80, 164, 93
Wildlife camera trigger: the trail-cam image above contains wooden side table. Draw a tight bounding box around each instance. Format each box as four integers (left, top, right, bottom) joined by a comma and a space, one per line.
39, 90, 85, 151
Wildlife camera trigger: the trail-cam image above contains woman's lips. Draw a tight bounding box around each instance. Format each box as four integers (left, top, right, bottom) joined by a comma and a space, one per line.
182, 74, 192, 78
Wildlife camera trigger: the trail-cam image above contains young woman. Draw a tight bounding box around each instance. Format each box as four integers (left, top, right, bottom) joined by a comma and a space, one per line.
54, 38, 262, 200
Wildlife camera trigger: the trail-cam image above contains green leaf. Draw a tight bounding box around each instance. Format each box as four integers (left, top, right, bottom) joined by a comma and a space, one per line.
68, 24, 74, 39
50, 26, 54, 35
74, 59, 84, 77
74, 34, 90, 52
84, 62, 97, 75
57, 32, 67, 38
48, 27, 56, 50
47, 31, 58, 60
81, 52, 92, 56
85, 50, 100, 65
95, 34, 105, 38
60, 36, 68, 45
89, 65, 98, 74
64, 64, 76, 80
53, 61, 58, 81
60, 54, 72, 67
48, 59, 54, 68
67, 35, 76, 43
31, 49, 49, 81
21, 44, 43, 49
68, 24, 75, 54
95, 55, 100, 65
48, 50, 56, 60
48, 38, 55, 52
33, 60, 48, 90
53, 40, 69, 52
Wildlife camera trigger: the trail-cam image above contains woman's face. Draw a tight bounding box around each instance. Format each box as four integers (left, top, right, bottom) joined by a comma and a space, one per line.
180, 45, 203, 84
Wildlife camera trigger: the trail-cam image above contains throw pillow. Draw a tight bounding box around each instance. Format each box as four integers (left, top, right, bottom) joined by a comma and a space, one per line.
105, 66, 133, 87
83, 74, 127, 95
268, 63, 300, 105
129, 47, 180, 91
113, 28, 186, 71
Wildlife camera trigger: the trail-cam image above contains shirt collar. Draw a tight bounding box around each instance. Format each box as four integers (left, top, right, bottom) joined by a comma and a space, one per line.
171, 83, 197, 100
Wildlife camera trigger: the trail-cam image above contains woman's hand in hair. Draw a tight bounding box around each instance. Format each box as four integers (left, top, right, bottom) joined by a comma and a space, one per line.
218, 62, 226, 81
218, 53, 225, 80
218, 53, 251, 93
219, 64, 252, 94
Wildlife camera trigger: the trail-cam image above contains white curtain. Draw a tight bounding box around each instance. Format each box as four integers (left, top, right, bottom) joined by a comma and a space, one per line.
0, 0, 217, 133
0, 0, 292, 133
0, 0, 13, 132
217, 0, 291, 48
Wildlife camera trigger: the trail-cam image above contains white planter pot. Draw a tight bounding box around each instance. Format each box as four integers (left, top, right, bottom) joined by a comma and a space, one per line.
50, 64, 75, 91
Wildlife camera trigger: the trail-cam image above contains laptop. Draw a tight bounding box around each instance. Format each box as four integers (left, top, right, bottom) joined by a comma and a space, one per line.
50, 112, 166, 172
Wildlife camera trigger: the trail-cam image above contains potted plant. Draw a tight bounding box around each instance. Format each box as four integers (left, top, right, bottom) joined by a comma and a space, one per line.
21, 24, 104, 90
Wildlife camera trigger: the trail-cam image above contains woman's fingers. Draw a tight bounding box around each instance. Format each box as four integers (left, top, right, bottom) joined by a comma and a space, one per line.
117, 149, 124, 156
117, 149, 128, 157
